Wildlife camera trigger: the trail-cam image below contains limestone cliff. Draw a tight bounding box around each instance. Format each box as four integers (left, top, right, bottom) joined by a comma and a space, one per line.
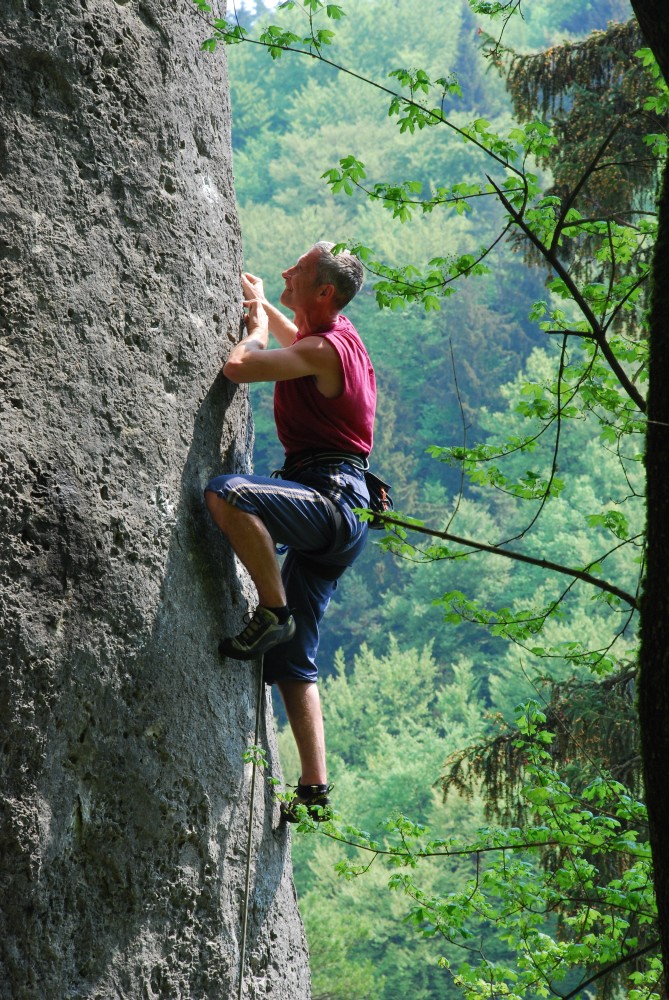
0, 0, 310, 996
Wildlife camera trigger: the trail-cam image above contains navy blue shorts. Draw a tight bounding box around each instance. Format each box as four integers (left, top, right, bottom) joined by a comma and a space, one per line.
205, 460, 370, 685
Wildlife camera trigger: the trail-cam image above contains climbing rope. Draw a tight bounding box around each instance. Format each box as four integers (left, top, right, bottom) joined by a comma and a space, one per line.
238, 654, 266, 1000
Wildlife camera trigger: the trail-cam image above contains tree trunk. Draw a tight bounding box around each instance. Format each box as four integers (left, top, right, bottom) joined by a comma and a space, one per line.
631, 0, 669, 981
631, 0, 669, 81
0, 1, 310, 997
639, 157, 669, 983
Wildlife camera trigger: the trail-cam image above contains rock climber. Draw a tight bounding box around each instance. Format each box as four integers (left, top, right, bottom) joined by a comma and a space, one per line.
204, 241, 376, 821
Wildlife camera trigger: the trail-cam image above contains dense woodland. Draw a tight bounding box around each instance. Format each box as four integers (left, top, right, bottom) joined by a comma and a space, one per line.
214, 0, 666, 996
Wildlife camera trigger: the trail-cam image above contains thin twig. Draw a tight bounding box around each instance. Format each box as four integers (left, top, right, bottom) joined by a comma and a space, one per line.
498, 333, 568, 545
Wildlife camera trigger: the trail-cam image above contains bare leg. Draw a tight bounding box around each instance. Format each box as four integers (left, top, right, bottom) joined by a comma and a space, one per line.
207, 491, 327, 784
277, 680, 327, 785
205, 491, 286, 607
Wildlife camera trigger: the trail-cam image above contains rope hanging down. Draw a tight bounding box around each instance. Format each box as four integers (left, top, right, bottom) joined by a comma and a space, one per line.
238, 654, 266, 1000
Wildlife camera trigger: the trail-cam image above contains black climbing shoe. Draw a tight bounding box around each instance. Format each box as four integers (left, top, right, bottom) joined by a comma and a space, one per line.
219, 606, 296, 661
280, 782, 333, 823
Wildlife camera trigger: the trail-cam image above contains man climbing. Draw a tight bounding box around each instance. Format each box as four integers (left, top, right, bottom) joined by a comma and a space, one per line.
204, 241, 376, 821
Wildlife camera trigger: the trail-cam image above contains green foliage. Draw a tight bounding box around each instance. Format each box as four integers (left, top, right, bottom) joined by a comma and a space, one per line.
278, 639, 494, 997
493, 16, 666, 310
638, 48, 669, 156
196, 0, 345, 56
323, 639, 483, 768
190, 0, 665, 994
300, 891, 384, 1000
291, 702, 659, 1000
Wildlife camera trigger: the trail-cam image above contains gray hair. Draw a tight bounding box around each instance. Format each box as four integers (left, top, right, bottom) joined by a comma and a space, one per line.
312, 241, 364, 308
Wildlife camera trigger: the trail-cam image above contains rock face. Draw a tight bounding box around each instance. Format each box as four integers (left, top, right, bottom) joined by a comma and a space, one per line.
0, 1, 311, 997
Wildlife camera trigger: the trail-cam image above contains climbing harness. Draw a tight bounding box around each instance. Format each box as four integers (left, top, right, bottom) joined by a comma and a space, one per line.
237, 654, 266, 1000
272, 449, 394, 530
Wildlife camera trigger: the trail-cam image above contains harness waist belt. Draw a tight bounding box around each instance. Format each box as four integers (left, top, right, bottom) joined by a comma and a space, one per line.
277, 450, 370, 478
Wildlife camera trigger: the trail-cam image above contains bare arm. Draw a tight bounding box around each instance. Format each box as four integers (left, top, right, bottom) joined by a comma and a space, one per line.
242, 271, 298, 347
224, 300, 343, 397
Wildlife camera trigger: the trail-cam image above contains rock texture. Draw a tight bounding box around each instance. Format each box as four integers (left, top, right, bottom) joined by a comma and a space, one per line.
0, 1, 310, 997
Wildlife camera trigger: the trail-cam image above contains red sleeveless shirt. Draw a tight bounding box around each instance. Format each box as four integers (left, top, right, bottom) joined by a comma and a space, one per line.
274, 314, 376, 458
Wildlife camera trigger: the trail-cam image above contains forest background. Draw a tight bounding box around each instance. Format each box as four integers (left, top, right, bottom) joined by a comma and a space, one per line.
216, 0, 660, 996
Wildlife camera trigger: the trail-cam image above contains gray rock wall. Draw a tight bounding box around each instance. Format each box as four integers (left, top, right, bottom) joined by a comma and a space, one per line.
0, 0, 310, 996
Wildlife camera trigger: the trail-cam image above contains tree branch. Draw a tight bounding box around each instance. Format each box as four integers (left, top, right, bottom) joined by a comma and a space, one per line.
490, 177, 648, 413
557, 939, 660, 1000
375, 514, 638, 608
549, 121, 624, 256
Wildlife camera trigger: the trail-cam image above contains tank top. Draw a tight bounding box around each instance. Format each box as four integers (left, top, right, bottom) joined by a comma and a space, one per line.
273, 314, 376, 458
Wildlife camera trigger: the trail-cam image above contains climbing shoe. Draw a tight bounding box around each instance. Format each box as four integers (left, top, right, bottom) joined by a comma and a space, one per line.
280, 782, 333, 823
219, 606, 296, 661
